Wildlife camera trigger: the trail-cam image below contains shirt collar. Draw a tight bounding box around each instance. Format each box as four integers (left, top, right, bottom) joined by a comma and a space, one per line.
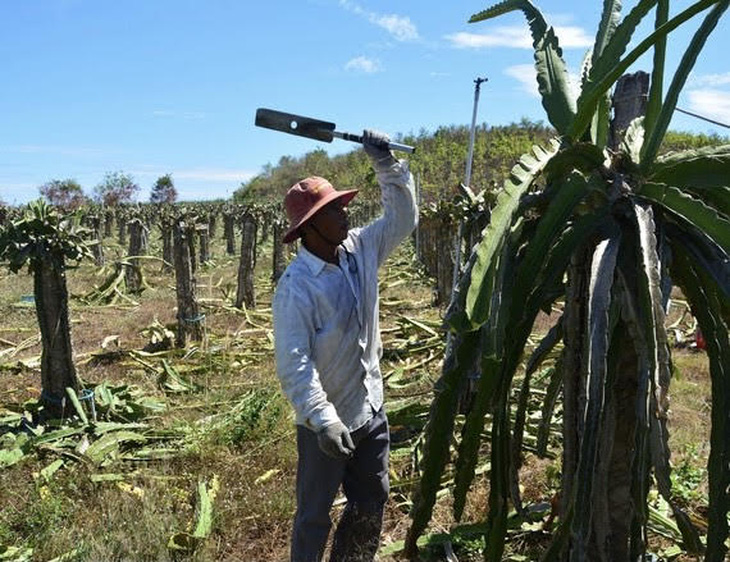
298, 245, 343, 276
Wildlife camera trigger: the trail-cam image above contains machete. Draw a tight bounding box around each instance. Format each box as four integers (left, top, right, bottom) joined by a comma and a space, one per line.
255, 108, 415, 153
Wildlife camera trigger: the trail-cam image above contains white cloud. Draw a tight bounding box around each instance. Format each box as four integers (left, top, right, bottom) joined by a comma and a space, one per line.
372, 13, 419, 42
505, 63, 580, 101
505, 64, 540, 97
686, 89, 730, 126
554, 26, 594, 48
339, 0, 419, 42
446, 29, 529, 49
688, 72, 730, 88
448, 30, 520, 49
446, 25, 592, 50
345, 56, 382, 73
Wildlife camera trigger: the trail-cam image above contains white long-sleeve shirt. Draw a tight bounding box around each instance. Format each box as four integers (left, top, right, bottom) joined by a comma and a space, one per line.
273, 159, 418, 432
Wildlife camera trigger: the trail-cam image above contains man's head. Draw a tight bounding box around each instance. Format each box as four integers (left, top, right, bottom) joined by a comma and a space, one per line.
283, 177, 358, 244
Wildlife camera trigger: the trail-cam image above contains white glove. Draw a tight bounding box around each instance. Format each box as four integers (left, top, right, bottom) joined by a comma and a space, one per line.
362, 129, 397, 167
317, 421, 355, 459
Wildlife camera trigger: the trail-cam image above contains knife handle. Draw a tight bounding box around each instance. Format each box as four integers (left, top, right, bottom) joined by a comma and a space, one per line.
333, 131, 415, 154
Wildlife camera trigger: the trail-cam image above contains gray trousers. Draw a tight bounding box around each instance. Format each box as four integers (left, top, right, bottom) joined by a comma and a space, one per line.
291, 407, 390, 562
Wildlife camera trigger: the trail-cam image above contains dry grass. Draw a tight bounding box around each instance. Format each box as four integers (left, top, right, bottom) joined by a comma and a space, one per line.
0, 227, 714, 562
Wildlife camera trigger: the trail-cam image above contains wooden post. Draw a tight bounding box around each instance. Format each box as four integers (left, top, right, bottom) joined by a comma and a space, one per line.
235, 210, 257, 308
173, 219, 203, 347
117, 210, 127, 246
561, 70, 650, 561
435, 211, 455, 306
208, 211, 217, 239
139, 217, 148, 255
414, 174, 421, 261
272, 217, 286, 283
103, 209, 114, 238
609, 71, 649, 149
160, 216, 174, 273
198, 224, 210, 265
258, 209, 270, 245
224, 212, 236, 255
34, 257, 80, 419
125, 218, 145, 294
90, 214, 105, 267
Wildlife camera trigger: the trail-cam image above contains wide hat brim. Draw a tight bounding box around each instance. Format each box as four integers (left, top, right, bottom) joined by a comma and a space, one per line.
282, 188, 358, 243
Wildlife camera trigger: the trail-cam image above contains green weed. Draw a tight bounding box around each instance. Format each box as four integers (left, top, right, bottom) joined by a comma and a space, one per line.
671, 444, 706, 506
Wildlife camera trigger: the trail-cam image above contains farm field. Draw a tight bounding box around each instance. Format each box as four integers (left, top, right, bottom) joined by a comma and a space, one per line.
3, 0, 730, 555
0, 217, 713, 561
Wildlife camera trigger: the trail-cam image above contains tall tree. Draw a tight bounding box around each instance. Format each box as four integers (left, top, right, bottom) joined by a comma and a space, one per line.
407, 1, 730, 561
93, 171, 139, 206
39, 179, 88, 210
150, 173, 178, 204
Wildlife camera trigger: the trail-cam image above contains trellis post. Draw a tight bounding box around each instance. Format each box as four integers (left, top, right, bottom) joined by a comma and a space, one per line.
173, 218, 203, 347
235, 210, 257, 309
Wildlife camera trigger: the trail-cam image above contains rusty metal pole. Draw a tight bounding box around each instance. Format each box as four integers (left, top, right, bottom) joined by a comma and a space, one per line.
464, 76, 488, 191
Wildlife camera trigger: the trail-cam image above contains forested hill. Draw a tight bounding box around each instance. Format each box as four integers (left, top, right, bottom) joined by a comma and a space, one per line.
234, 121, 728, 206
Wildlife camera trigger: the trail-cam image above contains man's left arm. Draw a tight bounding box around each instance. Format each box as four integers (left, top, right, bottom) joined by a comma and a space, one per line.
361, 130, 419, 265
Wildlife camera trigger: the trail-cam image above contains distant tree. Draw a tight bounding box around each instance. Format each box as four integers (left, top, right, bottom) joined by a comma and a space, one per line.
93, 171, 139, 206
661, 129, 728, 152
150, 173, 178, 204
232, 125, 556, 206
39, 179, 88, 210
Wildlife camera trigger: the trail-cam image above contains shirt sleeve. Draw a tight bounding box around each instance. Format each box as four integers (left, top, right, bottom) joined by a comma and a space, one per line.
272, 277, 340, 431
357, 158, 419, 267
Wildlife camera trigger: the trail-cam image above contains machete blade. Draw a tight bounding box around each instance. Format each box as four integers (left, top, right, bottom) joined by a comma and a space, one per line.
255, 108, 335, 143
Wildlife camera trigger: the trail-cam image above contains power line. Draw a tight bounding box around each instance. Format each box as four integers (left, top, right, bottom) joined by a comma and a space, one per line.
675, 106, 730, 129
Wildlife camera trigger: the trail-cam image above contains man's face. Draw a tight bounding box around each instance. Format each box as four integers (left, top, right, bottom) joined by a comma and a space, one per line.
309, 199, 349, 245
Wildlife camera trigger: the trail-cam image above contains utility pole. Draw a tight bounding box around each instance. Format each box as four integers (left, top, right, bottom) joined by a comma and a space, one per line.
464, 76, 488, 190
452, 76, 488, 292
452, 76, 488, 415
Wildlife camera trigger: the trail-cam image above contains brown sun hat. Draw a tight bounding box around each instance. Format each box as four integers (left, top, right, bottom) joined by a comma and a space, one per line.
282, 176, 358, 243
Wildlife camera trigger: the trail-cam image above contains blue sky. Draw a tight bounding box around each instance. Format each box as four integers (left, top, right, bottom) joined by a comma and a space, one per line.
1, 0, 728, 205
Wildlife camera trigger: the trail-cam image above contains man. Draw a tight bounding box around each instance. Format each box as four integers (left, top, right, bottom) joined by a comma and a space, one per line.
272, 130, 418, 561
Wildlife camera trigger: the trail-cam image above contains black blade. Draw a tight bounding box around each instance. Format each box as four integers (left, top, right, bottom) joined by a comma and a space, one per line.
255, 108, 335, 143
